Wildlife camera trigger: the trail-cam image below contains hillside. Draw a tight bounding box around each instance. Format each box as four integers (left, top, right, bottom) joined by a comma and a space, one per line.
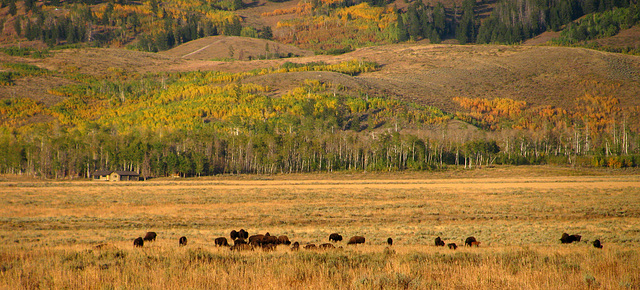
160, 35, 314, 60
5, 42, 638, 113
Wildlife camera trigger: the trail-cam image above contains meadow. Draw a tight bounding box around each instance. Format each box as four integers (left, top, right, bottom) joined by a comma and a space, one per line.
1, 167, 639, 289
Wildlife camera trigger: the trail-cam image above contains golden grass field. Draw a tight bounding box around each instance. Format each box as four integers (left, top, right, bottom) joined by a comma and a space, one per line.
1, 167, 639, 289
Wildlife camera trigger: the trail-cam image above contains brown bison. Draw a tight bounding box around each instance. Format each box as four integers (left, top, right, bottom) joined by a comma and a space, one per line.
319, 243, 336, 250
133, 237, 144, 247
248, 234, 264, 245
464, 236, 477, 247
239, 229, 249, 240
261, 235, 279, 245
447, 243, 458, 250
592, 239, 603, 249
435, 237, 445, 247
329, 233, 343, 243
560, 233, 582, 244
261, 244, 277, 252
230, 230, 239, 240
215, 237, 230, 247
347, 236, 365, 245
304, 243, 317, 250
387, 238, 393, 246
291, 242, 300, 251
278, 235, 291, 245
471, 241, 481, 247
179, 236, 187, 246
143, 232, 157, 242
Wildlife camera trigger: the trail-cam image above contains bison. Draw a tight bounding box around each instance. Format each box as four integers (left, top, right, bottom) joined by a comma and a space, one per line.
560, 233, 582, 244
329, 233, 343, 243
464, 236, 477, 247
143, 232, 157, 242
179, 236, 187, 246
248, 234, 264, 246
291, 242, 300, 251
435, 237, 445, 247
387, 238, 393, 246
230, 230, 239, 240
304, 243, 317, 250
215, 237, 230, 247
261, 244, 277, 252
261, 235, 279, 245
470, 241, 481, 247
239, 229, 249, 240
278, 235, 291, 245
593, 239, 603, 249
133, 237, 144, 247
319, 243, 335, 250
347, 236, 365, 245
447, 243, 458, 250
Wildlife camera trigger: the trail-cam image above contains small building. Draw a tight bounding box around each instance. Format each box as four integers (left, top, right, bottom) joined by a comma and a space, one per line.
91, 170, 140, 181
110, 171, 140, 181
91, 170, 113, 181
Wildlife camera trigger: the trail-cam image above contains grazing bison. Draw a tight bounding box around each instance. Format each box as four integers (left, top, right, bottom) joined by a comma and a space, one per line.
593, 239, 603, 249
230, 243, 252, 251
447, 243, 458, 250
179, 236, 187, 246
471, 241, 481, 247
435, 237, 445, 247
387, 238, 393, 246
329, 233, 343, 243
261, 235, 279, 245
239, 229, 249, 240
464, 236, 477, 247
230, 230, 239, 240
278, 235, 291, 245
347, 236, 365, 245
133, 237, 144, 247
560, 233, 582, 244
248, 234, 264, 245
319, 243, 335, 250
304, 244, 317, 250
143, 232, 157, 242
291, 242, 300, 251
215, 237, 230, 247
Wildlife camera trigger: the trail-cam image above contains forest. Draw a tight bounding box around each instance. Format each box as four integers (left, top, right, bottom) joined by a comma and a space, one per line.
2, 0, 639, 53
1, 58, 639, 179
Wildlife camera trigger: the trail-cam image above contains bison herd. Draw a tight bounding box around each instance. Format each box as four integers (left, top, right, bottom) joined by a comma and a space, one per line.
132, 231, 605, 250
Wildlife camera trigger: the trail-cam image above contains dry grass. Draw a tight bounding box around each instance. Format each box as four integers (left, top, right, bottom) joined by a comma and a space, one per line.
1, 168, 639, 288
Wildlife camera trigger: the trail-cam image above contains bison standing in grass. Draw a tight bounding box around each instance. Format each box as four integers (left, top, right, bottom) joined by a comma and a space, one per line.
179, 236, 187, 246
347, 236, 365, 245
230, 230, 239, 241
239, 229, 249, 240
215, 237, 230, 247
387, 238, 393, 246
329, 233, 343, 243
447, 243, 458, 250
465, 236, 477, 247
560, 233, 582, 244
593, 239, 603, 249
291, 242, 300, 251
278, 235, 291, 245
143, 232, 157, 242
435, 237, 445, 247
134, 237, 144, 247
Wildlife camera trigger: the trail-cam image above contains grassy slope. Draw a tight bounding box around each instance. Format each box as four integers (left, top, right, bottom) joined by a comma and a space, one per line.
2, 42, 639, 115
